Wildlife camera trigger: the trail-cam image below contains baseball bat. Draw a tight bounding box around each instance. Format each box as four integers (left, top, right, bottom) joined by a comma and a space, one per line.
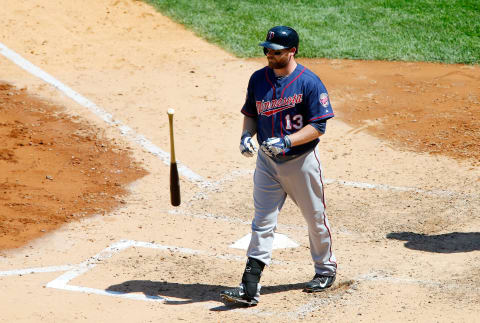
167, 108, 181, 206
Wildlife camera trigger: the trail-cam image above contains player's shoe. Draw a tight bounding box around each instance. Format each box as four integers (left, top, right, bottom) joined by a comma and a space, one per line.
305, 273, 336, 292
220, 283, 260, 306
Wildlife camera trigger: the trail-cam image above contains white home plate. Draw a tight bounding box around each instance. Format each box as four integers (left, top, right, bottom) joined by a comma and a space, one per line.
230, 233, 299, 250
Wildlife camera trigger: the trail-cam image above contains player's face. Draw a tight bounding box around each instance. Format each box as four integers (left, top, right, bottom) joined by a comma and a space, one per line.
265, 48, 294, 69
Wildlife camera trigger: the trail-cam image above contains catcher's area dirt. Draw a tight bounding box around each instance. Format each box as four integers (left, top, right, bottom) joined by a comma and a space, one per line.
0, 83, 146, 249
1, 1, 479, 322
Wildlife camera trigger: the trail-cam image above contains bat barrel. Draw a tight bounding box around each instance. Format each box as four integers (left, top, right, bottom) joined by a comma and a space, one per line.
167, 109, 180, 206
170, 163, 181, 206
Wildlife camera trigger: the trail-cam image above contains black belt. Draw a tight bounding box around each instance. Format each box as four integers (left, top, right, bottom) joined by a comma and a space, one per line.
270, 153, 302, 163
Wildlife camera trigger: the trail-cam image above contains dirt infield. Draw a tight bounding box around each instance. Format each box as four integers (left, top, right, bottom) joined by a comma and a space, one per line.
300, 58, 480, 163
0, 82, 146, 249
0, 0, 479, 322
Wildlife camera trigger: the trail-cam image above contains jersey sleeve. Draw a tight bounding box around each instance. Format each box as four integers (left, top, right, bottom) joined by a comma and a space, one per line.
240, 76, 257, 118
309, 119, 327, 134
304, 80, 334, 124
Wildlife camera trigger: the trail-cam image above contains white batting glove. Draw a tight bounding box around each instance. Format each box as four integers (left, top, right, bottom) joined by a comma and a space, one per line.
261, 136, 291, 157
239, 131, 258, 157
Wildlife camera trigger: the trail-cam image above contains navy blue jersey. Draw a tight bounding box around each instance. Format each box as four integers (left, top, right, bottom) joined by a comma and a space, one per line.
241, 64, 334, 156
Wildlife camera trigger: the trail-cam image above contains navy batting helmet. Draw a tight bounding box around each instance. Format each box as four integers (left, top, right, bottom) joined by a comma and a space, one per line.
259, 26, 299, 55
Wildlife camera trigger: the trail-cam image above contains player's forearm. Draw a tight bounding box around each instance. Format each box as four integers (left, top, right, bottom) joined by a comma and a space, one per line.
287, 124, 322, 147
242, 116, 257, 137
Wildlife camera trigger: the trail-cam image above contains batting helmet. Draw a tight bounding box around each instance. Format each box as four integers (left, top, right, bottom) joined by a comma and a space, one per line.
259, 26, 299, 55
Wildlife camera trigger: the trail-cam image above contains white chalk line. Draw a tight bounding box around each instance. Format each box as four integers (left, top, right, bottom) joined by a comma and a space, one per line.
167, 209, 358, 238
1, 239, 283, 319
167, 208, 335, 236
45, 240, 165, 302
0, 265, 76, 277
195, 168, 473, 201
324, 178, 473, 198
168, 209, 252, 226
357, 272, 443, 286
4, 240, 278, 303
358, 271, 480, 290
45, 239, 247, 299
224, 169, 470, 198
0, 42, 207, 186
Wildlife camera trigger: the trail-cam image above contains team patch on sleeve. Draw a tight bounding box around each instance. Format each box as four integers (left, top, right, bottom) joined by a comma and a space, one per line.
319, 93, 329, 107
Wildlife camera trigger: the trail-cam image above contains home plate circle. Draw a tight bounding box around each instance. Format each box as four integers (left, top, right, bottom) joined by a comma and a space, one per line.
229, 233, 299, 250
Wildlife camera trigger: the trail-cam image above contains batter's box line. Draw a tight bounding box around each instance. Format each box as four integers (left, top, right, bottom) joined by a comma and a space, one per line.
41, 240, 331, 319
167, 208, 360, 238
45, 240, 251, 303
1, 240, 302, 317
42, 240, 303, 319
324, 178, 473, 198
0, 265, 77, 277
194, 168, 474, 200
356, 271, 480, 292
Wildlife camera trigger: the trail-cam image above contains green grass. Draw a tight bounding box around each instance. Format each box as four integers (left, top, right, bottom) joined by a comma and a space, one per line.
145, 0, 480, 64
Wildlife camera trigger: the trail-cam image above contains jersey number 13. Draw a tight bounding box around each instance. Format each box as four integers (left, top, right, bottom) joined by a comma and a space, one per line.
285, 114, 303, 130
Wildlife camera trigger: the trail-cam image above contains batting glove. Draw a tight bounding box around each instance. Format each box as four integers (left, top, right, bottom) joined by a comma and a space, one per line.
239, 131, 258, 157
261, 136, 291, 157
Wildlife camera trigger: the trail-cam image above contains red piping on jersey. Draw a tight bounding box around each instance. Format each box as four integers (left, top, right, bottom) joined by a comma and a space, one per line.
264, 68, 276, 99
280, 111, 284, 156
314, 148, 337, 268
272, 112, 274, 136
265, 66, 306, 144
279, 66, 305, 156
241, 109, 256, 117
265, 68, 276, 137
309, 112, 334, 122
280, 66, 306, 98
280, 112, 283, 137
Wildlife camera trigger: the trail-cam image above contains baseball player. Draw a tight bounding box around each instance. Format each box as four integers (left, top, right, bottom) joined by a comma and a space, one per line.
220, 26, 337, 306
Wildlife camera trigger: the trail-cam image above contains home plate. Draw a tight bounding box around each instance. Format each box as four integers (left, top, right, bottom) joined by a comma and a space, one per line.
230, 233, 299, 250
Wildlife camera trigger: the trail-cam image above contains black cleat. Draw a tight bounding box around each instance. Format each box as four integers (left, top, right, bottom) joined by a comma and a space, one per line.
305, 273, 336, 292
220, 283, 260, 306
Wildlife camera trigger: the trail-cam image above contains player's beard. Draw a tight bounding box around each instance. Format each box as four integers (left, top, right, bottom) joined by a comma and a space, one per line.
268, 55, 291, 69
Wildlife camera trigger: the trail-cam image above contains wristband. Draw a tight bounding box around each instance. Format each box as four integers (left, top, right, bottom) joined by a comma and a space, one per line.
283, 135, 291, 149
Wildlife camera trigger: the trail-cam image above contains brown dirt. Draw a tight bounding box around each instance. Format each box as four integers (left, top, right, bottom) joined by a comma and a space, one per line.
0, 82, 147, 249
303, 59, 480, 164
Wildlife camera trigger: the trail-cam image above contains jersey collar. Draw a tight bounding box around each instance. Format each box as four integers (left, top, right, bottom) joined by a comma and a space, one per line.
269, 64, 303, 82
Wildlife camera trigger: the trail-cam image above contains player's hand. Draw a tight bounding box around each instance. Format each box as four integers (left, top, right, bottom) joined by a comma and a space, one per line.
261, 136, 291, 157
239, 131, 258, 157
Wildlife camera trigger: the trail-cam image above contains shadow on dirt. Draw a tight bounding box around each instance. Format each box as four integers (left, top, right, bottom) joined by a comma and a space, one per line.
106, 280, 305, 308
386, 232, 480, 253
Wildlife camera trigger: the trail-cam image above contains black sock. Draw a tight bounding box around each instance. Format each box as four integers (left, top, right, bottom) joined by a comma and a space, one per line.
241, 257, 265, 299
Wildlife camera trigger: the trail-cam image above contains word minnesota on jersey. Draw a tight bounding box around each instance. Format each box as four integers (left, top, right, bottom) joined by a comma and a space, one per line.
256, 94, 303, 116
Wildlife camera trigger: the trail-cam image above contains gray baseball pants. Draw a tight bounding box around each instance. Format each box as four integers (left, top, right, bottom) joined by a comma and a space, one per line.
247, 146, 337, 276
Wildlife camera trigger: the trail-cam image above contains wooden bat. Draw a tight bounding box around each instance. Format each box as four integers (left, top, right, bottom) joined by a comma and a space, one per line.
167, 108, 181, 206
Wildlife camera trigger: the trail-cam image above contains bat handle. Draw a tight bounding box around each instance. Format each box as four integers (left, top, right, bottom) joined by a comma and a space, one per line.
168, 109, 176, 163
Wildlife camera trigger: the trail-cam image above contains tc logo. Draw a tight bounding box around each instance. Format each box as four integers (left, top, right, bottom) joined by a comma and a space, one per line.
267, 31, 275, 40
